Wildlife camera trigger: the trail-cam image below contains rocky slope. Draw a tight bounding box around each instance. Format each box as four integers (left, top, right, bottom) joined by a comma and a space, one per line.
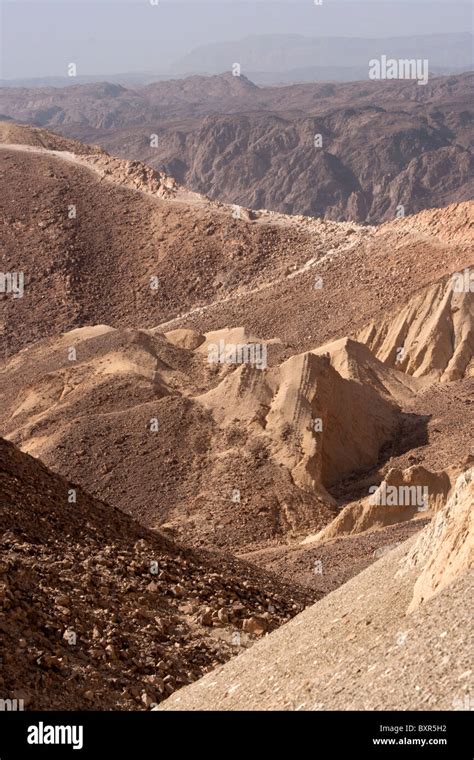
0, 128, 329, 356
158, 467, 474, 711
1, 123, 472, 362
0, 437, 312, 710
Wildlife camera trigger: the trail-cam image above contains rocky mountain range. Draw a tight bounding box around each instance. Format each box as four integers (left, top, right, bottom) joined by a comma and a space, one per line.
1, 71, 472, 222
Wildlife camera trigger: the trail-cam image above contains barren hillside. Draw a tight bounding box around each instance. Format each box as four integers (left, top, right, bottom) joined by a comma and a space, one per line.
1, 123, 472, 361
0, 437, 313, 710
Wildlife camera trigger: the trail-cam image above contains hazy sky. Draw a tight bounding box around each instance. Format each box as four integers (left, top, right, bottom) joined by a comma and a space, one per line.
1, 0, 472, 78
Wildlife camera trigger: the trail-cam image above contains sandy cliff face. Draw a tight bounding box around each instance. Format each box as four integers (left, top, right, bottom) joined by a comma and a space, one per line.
399, 467, 474, 613
357, 275, 474, 383
199, 348, 399, 494
304, 461, 469, 544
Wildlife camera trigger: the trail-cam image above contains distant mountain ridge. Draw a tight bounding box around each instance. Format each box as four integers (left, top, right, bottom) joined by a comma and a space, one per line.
174, 32, 473, 82
0, 32, 471, 87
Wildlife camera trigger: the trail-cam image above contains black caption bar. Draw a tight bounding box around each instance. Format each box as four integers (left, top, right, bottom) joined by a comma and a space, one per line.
0, 711, 473, 760
0, 710, 471, 757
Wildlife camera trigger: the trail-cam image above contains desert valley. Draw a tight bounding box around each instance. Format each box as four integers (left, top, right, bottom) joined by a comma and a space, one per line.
0, 111, 472, 715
